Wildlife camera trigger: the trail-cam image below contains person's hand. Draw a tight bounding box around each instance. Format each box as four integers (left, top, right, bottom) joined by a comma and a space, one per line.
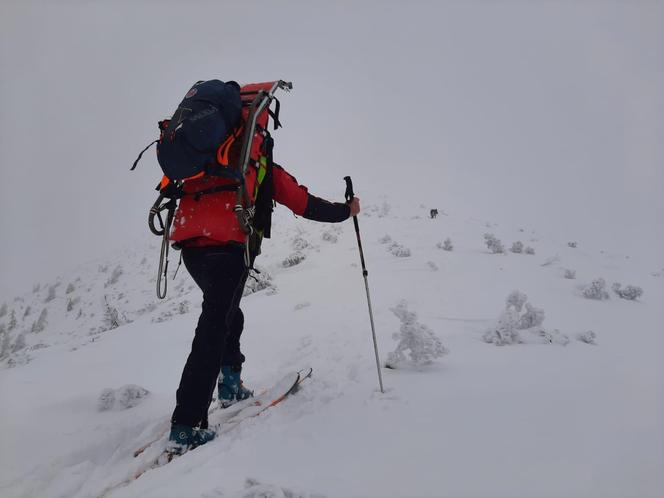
348, 196, 360, 217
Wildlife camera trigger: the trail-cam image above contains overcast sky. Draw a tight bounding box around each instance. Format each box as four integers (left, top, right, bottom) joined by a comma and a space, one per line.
1, 0, 662, 299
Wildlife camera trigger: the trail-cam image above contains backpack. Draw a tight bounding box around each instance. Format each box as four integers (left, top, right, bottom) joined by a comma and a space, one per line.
131, 79, 292, 298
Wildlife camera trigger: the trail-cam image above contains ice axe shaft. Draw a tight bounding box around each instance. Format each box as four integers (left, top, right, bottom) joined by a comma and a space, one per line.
344, 176, 384, 393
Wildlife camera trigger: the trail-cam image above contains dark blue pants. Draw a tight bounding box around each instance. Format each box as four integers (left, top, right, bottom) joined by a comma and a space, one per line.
171, 244, 248, 427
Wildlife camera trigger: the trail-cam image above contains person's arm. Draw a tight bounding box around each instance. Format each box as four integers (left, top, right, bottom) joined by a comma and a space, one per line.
272, 164, 358, 222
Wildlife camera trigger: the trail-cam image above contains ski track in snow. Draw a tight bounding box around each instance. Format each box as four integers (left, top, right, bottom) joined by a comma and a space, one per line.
0, 197, 663, 498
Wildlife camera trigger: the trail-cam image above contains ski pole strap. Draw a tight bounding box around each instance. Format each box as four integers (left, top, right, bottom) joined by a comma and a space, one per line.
131, 140, 158, 171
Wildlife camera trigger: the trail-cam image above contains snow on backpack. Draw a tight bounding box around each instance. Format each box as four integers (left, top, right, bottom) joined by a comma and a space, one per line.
131, 79, 293, 298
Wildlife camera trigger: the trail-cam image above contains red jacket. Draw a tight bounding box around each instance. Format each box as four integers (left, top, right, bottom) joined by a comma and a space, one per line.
170, 165, 310, 247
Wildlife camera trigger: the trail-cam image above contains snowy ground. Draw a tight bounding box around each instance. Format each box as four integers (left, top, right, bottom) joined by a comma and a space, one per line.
1, 197, 662, 498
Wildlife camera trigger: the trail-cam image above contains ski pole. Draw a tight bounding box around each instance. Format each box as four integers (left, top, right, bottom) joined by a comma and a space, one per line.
344, 176, 384, 393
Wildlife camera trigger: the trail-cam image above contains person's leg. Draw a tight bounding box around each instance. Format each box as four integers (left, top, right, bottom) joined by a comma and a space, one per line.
171, 245, 246, 428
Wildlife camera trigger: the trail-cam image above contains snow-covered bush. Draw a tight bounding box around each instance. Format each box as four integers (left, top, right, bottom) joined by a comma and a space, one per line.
11, 333, 26, 353
31, 309, 48, 334
102, 298, 121, 330
8, 310, 17, 331
282, 252, 306, 268
98, 264, 108, 273
427, 261, 439, 271
23, 306, 31, 319
517, 303, 545, 329
484, 291, 567, 346
66, 282, 75, 294
385, 301, 447, 368
66, 296, 80, 312
378, 234, 392, 244
291, 236, 310, 251
568, 242, 578, 248
583, 278, 610, 300
506, 290, 527, 312
611, 283, 643, 301
244, 268, 276, 296
0, 327, 10, 359
388, 242, 411, 257
510, 241, 524, 254
177, 301, 190, 314
577, 330, 597, 345
524, 246, 535, 255
564, 269, 576, 279
0, 303, 6, 318
435, 238, 453, 251
106, 265, 123, 287
97, 384, 150, 411
45, 284, 57, 303
321, 231, 338, 243
483, 233, 504, 254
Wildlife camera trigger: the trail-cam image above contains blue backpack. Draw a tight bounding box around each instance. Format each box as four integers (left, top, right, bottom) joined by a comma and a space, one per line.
132, 79, 242, 180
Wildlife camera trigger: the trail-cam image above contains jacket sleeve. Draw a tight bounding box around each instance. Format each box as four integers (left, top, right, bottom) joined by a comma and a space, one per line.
272, 164, 350, 223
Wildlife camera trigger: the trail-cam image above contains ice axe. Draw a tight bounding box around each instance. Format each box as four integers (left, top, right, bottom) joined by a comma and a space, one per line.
344, 176, 385, 393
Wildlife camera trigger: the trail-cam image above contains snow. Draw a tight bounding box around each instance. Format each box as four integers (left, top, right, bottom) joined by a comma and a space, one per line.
0, 198, 663, 498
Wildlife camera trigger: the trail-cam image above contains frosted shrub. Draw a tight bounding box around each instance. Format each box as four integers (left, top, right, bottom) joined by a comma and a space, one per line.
45, 284, 57, 303
484, 291, 567, 346
106, 265, 123, 287
583, 278, 610, 300
66, 296, 80, 312
506, 290, 528, 312
577, 330, 597, 345
98, 384, 150, 411
0, 303, 6, 318
244, 268, 276, 296
282, 252, 306, 268
611, 283, 643, 301
177, 301, 190, 314
568, 242, 578, 248
321, 231, 338, 243
23, 306, 31, 319
66, 282, 75, 294
8, 311, 17, 331
483, 309, 521, 345
510, 241, 524, 254
103, 298, 121, 330
291, 236, 310, 251
378, 234, 392, 244
31, 309, 48, 334
385, 301, 447, 368
524, 246, 535, 255
11, 333, 26, 353
564, 269, 576, 279
517, 303, 545, 329
435, 237, 454, 251
388, 242, 411, 257
483, 233, 504, 254
0, 327, 10, 359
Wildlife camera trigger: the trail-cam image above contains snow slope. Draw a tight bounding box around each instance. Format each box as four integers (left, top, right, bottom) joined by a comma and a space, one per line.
0, 197, 662, 498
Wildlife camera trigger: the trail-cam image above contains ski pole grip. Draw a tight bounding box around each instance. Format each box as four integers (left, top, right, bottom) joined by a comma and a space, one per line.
344, 176, 354, 203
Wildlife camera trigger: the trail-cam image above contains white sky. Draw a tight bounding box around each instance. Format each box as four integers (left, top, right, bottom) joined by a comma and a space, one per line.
1, 0, 663, 299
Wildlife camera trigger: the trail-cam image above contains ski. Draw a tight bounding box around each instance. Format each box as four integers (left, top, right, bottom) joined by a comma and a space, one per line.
101, 368, 312, 497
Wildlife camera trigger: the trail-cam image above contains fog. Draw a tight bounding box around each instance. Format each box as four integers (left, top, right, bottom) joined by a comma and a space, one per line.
1, 0, 662, 299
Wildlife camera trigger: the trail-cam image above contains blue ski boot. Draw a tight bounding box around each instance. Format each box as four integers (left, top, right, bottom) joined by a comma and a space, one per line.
167, 424, 216, 454
218, 365, 254, 408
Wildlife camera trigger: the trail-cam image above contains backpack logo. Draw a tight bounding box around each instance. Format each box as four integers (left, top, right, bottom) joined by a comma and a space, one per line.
185, 88, 198, 99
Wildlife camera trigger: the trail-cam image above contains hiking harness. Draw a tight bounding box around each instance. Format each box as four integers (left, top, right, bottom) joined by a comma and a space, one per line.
138, 80, 292, 299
